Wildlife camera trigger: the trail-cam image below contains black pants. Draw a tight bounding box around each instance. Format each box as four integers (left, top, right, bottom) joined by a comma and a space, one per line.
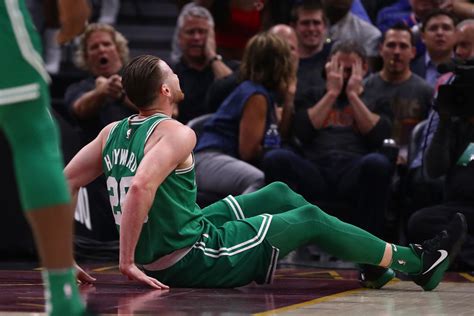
407, 201, 474, 270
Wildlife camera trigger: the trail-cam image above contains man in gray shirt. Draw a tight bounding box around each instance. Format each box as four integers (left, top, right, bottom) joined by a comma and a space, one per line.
364, 23, 433, 163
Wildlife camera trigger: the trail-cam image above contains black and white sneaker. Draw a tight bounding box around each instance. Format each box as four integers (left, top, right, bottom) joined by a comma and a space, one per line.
410, 212, 467, 291
358, 264, 395, 289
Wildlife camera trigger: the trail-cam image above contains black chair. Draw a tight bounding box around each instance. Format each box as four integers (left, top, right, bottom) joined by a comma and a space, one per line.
186, 113, 214, 139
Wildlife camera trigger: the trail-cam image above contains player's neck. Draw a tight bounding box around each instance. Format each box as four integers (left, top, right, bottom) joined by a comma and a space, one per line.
138, 107, 172, 118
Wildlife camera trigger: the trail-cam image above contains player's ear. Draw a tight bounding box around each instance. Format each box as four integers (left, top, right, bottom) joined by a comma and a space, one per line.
160, 83, 171, 97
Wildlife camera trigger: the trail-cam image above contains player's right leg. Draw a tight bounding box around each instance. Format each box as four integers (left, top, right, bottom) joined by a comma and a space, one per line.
206, 182, 466, 291
261, 198, 466, 291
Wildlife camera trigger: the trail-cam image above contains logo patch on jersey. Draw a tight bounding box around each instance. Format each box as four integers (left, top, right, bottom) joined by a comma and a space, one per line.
126, 128, 132, 139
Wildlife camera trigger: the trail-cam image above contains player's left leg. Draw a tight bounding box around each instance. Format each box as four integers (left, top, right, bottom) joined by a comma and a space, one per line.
201, 181, 307, 226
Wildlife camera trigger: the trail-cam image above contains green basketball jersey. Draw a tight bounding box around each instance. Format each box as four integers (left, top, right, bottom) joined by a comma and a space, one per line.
102, 114, 204, 264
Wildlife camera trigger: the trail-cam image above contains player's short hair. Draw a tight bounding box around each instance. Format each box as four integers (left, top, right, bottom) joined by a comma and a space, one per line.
122, 55, 163, 109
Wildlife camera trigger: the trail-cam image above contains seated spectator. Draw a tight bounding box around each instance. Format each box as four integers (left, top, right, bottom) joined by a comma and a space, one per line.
290, 0, 332, 97
65, 23, 135, 143
377, 0, 454, 58
263, 40, 394, 239
204, 23, 299, 124
194, 32, 296, 198
322, 0, 381, 59
411, 9, 457, 87
262, 40, 395, 284
364, 23, 433, 163
171, 3, 237, 123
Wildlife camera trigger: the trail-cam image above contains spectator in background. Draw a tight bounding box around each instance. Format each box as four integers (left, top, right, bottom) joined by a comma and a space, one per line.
291, 0, 332, 96
411, 9, 457, 87
171, 3, 237, 123
263, 40, 395, 286
263, 41, 393, 240
65, 23, 134, 143
377, 0, 454, 58
364, 23, 432, 163
322, 0, 381, 60
194, 32, 296, 200
203, 23, 299, 123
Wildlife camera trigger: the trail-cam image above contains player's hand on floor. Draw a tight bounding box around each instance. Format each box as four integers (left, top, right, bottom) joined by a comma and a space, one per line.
75, 263, 96, 284
120, 263, 169, 289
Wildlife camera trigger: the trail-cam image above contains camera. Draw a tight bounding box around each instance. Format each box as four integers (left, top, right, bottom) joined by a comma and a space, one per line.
435, 58, 474, 117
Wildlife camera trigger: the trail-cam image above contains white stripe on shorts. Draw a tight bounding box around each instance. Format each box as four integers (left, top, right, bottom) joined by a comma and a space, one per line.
0, 83, 40, 106
193, 214, 273, 258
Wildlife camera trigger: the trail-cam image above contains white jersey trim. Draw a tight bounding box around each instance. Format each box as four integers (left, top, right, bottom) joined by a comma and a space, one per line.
193, 214, 273, 258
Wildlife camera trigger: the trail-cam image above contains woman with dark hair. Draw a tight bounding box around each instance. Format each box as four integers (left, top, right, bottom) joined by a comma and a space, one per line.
194, 31, 296, 201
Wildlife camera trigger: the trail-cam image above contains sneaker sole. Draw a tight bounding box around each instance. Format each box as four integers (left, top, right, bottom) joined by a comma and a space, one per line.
361, 268, 395, 289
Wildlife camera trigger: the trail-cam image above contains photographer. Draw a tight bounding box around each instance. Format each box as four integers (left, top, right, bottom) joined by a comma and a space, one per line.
407, 19, 474, 270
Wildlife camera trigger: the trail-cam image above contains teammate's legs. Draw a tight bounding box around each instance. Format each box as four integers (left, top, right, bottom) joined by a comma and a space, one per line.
0, 96, 86, 316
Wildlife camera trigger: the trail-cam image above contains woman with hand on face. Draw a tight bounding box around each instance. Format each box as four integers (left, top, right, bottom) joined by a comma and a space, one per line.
194, 31, 297, 200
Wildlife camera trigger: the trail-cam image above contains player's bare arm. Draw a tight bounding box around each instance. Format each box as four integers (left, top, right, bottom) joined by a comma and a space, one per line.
65, 123, 116, 201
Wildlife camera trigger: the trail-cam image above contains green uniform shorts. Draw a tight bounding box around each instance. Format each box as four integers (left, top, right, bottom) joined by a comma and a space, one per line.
0, 0, 70, 210
144, 198, 279, 288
